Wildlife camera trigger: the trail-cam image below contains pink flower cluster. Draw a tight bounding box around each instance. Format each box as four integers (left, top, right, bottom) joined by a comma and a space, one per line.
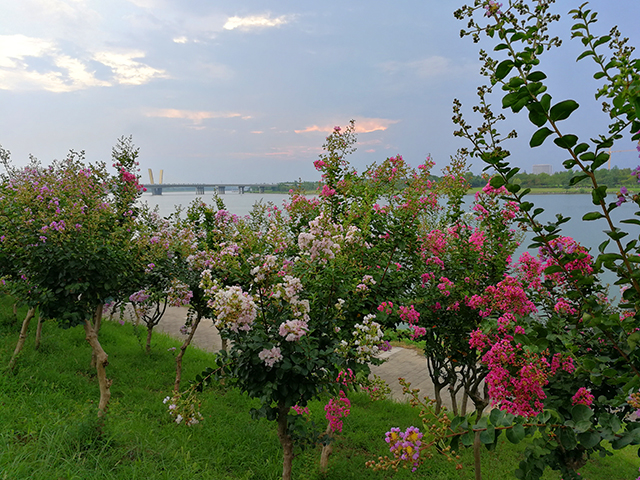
258, 346, 283, 367
325, 390, 351, 432
279, 319, 309, 342
571, 387, 595, 407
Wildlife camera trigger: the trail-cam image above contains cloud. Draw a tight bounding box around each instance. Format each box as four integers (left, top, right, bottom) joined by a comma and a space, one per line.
92, 51, 167, 85
0, 35, 166, 91
223, 14, 294, 31
0, 34, 109, 92
378, 55, 480, 80
294, 117, 399, 134
173, 36, 188, 44
145, 108, 244, 125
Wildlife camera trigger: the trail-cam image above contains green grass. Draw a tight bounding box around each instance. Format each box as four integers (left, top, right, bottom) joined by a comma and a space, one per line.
1, 296, 638, 480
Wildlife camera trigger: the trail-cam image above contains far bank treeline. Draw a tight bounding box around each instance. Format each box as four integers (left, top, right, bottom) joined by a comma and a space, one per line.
276, 166, 636, 194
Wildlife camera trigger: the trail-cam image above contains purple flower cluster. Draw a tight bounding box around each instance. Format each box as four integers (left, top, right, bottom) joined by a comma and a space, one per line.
385, 426, 423, 471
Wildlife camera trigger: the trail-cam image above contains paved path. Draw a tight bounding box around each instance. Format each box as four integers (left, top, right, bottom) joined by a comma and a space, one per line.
143, 306, 458, 408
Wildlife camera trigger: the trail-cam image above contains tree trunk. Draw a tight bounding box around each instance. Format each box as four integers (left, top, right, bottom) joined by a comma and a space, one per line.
90, 305, 102, 369
449, 383, 459, 416
94, 304, 103, 333
84, 319, 112, 417
221, 336, 228, 352
461, 391, 469, 416
9, 307, 36, 370
277, 401, 294, 480
146, 325, 154, 354
434, 385, 444, 415
473, 430, 482, 480
174, 313, 202, 393
319, 423, 333, 472
35, 314, 44, 350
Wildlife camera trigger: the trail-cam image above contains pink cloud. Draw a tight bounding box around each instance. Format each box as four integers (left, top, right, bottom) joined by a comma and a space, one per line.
294, 117, 399, 134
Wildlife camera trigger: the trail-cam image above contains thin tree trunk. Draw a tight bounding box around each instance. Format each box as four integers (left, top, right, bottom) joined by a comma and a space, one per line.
84, 319, 112, 417
221, 336, 228, 352
146, 325, 154, 354
34, 314, 44, 350
90, 305, 102, 369
319, 423, 333, 472
277, 401, 294, 480
174, 313, 202, 393
461, 391, 469, 416
9, 307, 36, 370
449, 384, 459, 416
434, 385, 444, 415
94, 304, 102, 333
473, 430, 482, 480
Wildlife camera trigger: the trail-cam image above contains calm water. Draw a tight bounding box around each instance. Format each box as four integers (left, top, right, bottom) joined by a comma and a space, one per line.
141, 192, 638, 298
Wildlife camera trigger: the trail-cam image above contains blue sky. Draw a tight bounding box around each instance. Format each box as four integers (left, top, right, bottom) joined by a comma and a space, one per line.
1, 0, 639, 184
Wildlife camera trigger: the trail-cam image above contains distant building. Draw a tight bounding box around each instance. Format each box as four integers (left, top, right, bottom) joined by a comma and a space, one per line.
532, 164, 553, 175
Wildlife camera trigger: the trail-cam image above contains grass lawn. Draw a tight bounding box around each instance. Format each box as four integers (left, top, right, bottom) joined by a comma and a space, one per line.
0, 296, 637, 480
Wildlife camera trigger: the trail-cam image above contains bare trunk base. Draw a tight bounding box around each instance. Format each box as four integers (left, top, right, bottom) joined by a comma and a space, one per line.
319, 423, 333, 472
9, 307, 36, 371
35, 315, 44, 350
84, 319, 112, 417
473, 430, 482, 480
174, 314, 202, 393
277, 402, 294, 480
146, 326, 154, 354
90, 305, 102, 369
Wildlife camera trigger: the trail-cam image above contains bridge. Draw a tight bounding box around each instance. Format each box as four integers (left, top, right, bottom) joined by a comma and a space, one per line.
141, 169, 277, 195
140, 183, 278, 196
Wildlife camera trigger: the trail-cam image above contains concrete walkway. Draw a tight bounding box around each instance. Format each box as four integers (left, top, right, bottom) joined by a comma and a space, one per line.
146, 305, 457, 408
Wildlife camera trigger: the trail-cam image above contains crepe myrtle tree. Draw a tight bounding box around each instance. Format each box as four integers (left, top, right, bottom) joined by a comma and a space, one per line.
0, 136, 145, 416
370, 2, 640, 480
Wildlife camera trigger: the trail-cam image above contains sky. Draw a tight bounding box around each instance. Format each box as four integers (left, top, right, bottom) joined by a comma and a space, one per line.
1, 0, 639, 184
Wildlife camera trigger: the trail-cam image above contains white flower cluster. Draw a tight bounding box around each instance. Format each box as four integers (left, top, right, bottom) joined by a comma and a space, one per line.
208, 284, 257, 333
297, 214, 362, 263
250, 254, 278, 282
271, 275, 310, 322
163, 394, 203, 426
338, 314, 384, 364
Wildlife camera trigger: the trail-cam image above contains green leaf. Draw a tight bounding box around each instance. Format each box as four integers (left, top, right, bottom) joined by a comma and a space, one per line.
582, 211, 603, 221
502, 92, 519, 108
490, 409, 505, 427
461, 431, 474, 446
578, 432, 601, 449
506, 424, 525, 444
480, 426, 496, 445
550, 100, 580, 122
612, 433, 634, 450
495, 60, 515, 81
559, 428, 578, 450
530, 127, 554, 147
554, 134, 578, 149
576, 50, 594, 61
527, 71, 547, 82
544, 265, 563, 274
572, 404, 594, 422
527, 102, 548, 127
490, 176, 506, 188
592, 185, 607, 204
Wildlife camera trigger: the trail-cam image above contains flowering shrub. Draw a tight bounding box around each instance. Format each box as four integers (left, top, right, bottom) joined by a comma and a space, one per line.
0, 136, 145, 416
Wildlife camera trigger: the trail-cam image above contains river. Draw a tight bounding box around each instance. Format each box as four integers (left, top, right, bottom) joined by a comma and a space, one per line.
140, 191, 638, 299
